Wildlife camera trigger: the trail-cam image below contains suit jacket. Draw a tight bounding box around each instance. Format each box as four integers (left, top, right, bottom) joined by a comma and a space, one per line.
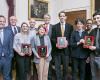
0, 28, 13, 58
31, 34, 52, 63
70, 30, 89, 58
51, 22, 73, 56
6, 25, 20, 37
47, 24, 53, 39
91, 28, 100, 53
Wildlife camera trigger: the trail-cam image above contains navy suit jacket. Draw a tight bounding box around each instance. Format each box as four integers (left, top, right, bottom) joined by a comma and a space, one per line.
0, 28, 13, 58
51, 22, 73, 56
70, 30, 89, 58
6, 25, 20, 37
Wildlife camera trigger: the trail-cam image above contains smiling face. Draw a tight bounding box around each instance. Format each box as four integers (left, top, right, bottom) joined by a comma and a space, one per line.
76, 21, 84, 30
86, 19, 93, 30
29, 18, 36, 28
38, 26, 46, 36
10, 16, 17, 26
0, 16, 6, 29
59, 12, 67, 23
44, 14, 51, 24
93, 15, 100, 26
21, 23, 29, 33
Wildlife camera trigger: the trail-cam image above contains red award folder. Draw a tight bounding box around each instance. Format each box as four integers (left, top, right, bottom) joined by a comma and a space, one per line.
83, 36, 94, 48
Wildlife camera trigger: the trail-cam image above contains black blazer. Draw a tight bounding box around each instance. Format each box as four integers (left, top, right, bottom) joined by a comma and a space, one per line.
91, 28, 100, 53
70, 30, 89, 59
51, 22, 73, 56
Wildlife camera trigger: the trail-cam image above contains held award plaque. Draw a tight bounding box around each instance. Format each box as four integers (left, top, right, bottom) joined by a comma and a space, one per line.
21, 44, 31, 55
37, 46, 47, 57
83, 36, 94, 48
57, 37, 66, 48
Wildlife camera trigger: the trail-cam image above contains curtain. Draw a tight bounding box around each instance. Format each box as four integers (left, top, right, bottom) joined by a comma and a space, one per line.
6, 0, 14, 23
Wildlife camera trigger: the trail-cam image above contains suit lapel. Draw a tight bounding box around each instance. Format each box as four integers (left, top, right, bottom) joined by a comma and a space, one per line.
58, 23, 62, 36
48, 24, 52, 37
63, 24, 68, 36
3, 29, 6, 45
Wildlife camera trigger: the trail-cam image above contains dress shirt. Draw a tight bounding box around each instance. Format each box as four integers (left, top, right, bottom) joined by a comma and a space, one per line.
0, 29, 3, 44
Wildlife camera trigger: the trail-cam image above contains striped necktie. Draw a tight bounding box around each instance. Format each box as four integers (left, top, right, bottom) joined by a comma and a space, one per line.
14, 27, 17, 34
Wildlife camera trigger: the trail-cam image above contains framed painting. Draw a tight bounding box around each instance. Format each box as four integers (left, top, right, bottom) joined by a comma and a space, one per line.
28, 0, 48, 20
90, 0, 100, 16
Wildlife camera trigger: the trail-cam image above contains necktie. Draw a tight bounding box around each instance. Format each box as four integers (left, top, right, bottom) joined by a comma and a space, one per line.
61, 24, 64, 36
14, 27, 17, 34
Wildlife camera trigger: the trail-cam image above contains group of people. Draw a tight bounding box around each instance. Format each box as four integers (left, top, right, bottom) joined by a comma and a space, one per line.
0, 10, 100, 80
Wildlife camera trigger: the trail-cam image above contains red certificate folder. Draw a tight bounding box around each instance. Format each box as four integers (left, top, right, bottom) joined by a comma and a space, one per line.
83, 36, 94, 48
37, 46, 47, 57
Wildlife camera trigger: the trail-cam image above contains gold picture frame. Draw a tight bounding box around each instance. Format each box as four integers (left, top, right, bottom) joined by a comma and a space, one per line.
28, 0, 48, 20
90, 0, 95, 17
90, 0, 100, 17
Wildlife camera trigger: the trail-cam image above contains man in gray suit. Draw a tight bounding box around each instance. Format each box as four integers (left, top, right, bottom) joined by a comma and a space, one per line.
44, 13, 53, 38
43, 13, 54, 80
0, 15, 13, 80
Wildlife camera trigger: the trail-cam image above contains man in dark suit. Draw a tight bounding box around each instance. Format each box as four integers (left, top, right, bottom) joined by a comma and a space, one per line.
70, 18, 89, 80
0, 15, 13, 80
7, 16, 20, 79
89, 11, 100, 80
51, 11, 73, 80
7, 16, 20, 35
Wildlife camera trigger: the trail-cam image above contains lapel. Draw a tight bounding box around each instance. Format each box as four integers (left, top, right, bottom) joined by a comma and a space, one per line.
58, 23, 62, 36
48, 24, 52, 37
3, 29, 7, 45
16, 26, 20, 33
0, 38, 2, 46
64, 24, 68, 36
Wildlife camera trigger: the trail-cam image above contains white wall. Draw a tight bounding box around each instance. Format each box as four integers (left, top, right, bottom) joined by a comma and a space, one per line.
15, 0, 28, 26
15, 0, 91, 25
0, 0, 8, 25
0, 0, 92, 26
50, 0, 91, 24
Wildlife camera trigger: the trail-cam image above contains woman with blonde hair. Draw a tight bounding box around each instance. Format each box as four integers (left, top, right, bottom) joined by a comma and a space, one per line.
13, 22, 36, 80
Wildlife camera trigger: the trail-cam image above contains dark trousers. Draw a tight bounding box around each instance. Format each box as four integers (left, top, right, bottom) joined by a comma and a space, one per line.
0, 57, 12, 80
48, 57, 55, 80
85, 63, 91, 80
72, 58, 86, 80
90, 55, 100, 80
16, 54, 31, 80
54, 53, 69, 80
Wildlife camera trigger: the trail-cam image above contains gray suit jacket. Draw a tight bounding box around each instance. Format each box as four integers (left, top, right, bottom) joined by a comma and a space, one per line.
48, 24, 53, 39
31, 34, 52, 63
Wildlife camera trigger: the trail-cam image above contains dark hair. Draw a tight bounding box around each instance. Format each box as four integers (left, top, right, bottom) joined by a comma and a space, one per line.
21, 22, 29, 28
86, 19, 93, 23
93, 9, 100, 17
75, 18, 86, 25
38, 24, 46, 31
58, 11, 66, 17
